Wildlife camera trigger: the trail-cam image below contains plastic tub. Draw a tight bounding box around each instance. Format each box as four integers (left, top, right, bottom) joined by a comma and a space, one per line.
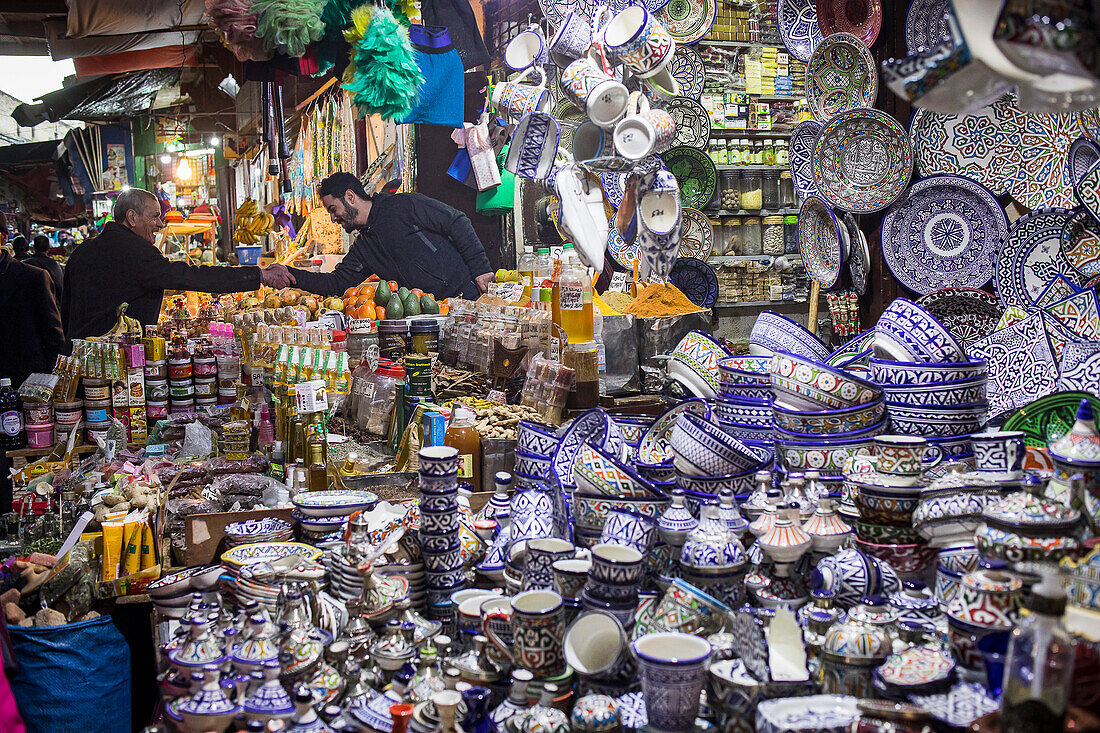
168, 359, 193, 380
24, 400, 52, 426
82, 379, 109, 401
144, 360, 167, 380
54, 400, 82, 425
146, 380, 169, 401
193, 357, 216, 378
27, 423, 54, 448
146, 401, 168, 420
83, 398, 109, 423
193, 379, 216, 398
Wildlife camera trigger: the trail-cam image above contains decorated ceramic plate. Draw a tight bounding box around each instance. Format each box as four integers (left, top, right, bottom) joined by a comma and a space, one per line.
916, 287, 1002, 345
661, 145, 718, 210
293, 490, 379, 517
904, 0, 952, 54
842, 213, 869, 294
1068, 136, 1100, 187
1075, 161, 1100, 225
608, 214, 639, 269
881, 174, 1007, 294
816, 0, 881, 47
537, 0, 602, 28
665, 97, 711, 149
1080, 108, 1100, 145
805, 33, 878, 122
637, 398, 712, 464
668, 46, 705, 100
554, 102, 586, 154
758, 696, 860, 733
909, 94, 1014, 195
222, 542, 323, 568
601, 155, 665, 209
656, 0, 717, 44
778, 0, 823, 62
1001, 390, 1100, 448
813, 107, 913, 213
997, 105, 1082, 210
790, 120, 823, 199
799, 195, 844, 289
995, 207, 1078, 307
670, 257, 719, 307
679, 207, 715, 258
1062, 208, 1100, 278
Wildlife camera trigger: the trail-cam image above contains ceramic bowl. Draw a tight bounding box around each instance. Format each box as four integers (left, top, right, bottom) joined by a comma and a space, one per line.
553, 408, 625, 489
714, 396, 774, 426
773, 418, 887, 442
854, 520, 922, 545
674, 465, 762, 496
756, 694, 859, 733
771, 399, 886, 435
419, 493, 458, 513
422, 545, 464, 572
853, 483, 921, 526
937, 542, 981, 574
769, 350, 884, 411
887, 402, 986, 438
426, 566, 467, 588
670, 330, 733, 393
636, 399, 713, 465
716, 420, 775, 443
418, 472, 459, 493
518, 419, 562, 457
774, 436, 875, 477
750, 311, 831, 361
717, 356, 773, 385
882, 376, 988, 408
575, 441, 663, 499
671, 412, 765, 476
719, 383, 774, 401
418, 508, 459, 535
515, 449, 552, 479
634, 457, 676, 483
668, 356, 719, 398
573, 491, 672, 532
293, 489, 379, 518
612, 416, 652, 446
854, 538, 937, 578
875, 298, 967, 364
869, 357, 987, 385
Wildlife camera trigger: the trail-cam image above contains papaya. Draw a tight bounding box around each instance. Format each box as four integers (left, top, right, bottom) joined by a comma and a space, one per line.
420, 293, 440, 314
385, 296, 405, 319
374, 280, 392, 306
403, 291, 421, 316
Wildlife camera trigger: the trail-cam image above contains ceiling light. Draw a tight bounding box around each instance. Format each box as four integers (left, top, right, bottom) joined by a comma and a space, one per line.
159, 153, 171, 164
209, 136, 219, 146
176, 157, 193, 180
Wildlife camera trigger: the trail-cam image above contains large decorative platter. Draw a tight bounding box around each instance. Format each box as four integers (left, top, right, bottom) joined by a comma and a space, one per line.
816, 0, 881, 48
669, 256, 719, 308
967, 313, 1056, 419
778, 0, 823, 62
880, 174, 1007, 293
1001, 390, 1100, 448
805, 33, 878, 122
790, 120, 822, 199
1075, 161, 1100, 225
668, 47, 705, 100
1079, 108, 1100, 145
1068, 136, 1100, 187
799, 195, 844, 289
847, 218, 870, 295
661, 145, 717, 210
1062, 208, 1100, 278
916, 287, 1002, 346
608, 214, 640, 269
656, 0, 717, 44
812, 107, 913, 213
909, 95, 1014, 195
293, 489, 379, 517
537, 0, 601, 28
679, 207, 714, 258
904, 0, 952, 54
995, 207, 1078, 307
222, 541, 323, 568
997, 106, 1083, 210
665, 97, 711, 149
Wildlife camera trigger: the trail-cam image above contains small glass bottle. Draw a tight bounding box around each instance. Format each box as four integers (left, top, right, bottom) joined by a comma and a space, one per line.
762, 139, 776, 166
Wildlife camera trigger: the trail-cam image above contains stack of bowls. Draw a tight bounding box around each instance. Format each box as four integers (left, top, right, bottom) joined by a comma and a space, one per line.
872, 299, 987, 459
768, 350, 886, 479
417, 446, 468, 608
580, 543, 647, 628
666, 330, 734, 398
148, 565, 222, 618
714, 356, 774, 455
292, 490, 380, 542
670, 412, 771, 505
516, 419, 560, 485
224, 517, 293, 548
749, 311, 831, 361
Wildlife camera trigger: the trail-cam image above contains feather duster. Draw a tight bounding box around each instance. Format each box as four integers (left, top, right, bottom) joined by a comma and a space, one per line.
253, 0, 326, 58
321, 0, 358, 29
343, 5, 423, 120
204, 0, 271, 61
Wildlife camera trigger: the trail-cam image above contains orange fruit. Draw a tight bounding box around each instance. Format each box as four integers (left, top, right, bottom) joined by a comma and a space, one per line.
388, 280, 398, 292
376, 305, 387, 320
366, 274, 380, 282
410, 288, 423, 296
343, 286, 357, 299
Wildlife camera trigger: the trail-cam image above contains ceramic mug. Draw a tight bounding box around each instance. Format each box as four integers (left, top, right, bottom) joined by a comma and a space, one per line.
572, 120, 615, 161
505, 23, 549, 70
969, 429, 1025, 479
552, 558, 591, 599
522, 537, 577, 591
870, 435, 942, 485
419, 445, 460, 476
604, 5, 675, 78
484, 589, 566, 677
549, 11, 592, 68
564, 610, 631, 679
588, 542, 645, 585
614, 91, 676, 160
632, 632, 712, 732
560, 45, 630, 128
491, 66, 550, 123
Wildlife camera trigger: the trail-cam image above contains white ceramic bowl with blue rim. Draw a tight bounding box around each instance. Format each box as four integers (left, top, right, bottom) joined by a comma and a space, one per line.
882, 376, 988, 407
419, 493, 458, 513
773, 435, 876, 476
552, 408, 625, 490
771, 399, 886, 435
756, 694, 859, 733
887, 402, 986, 438
769, 350, 884, 411
875, 298, 968, 364
750, 310, 831, 361
716, 419, 775, 442
869, 357, 987, 385
600, 508, 658, 553
674, 466, 761, 495
718, 355, 773, 385
714, 396, 774, 425
292, 490, 379, 518
225, 517, 292, 539
671, 411, 766, 476
636, 398, 713, 464
422, 545, 465, 572
518, 419, 562, 458
515, 449, 552, 478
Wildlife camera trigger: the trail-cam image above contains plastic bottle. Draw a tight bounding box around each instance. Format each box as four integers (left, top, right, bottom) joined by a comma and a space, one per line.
257, 403, 275, 450
1001, 571, 1075, 733
445, 407, 481, 488
0, 378, 24, 450
518, 249, 537, 298
557, 245, 594, 343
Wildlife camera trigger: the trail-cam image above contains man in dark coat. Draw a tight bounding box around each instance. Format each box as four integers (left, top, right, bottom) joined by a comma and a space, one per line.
62, 188, 294, 340
23, 235, 63, 304
0, 248, 64, 388
286, 172, 494, 300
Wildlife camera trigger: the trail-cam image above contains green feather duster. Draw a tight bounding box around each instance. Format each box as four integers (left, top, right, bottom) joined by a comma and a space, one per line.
344, 5, 423, 121
254, 0, 326, 58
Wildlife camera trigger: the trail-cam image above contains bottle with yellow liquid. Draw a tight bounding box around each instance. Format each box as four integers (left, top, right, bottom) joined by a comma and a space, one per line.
557, 244, 594, 343
518, 248, 537, 298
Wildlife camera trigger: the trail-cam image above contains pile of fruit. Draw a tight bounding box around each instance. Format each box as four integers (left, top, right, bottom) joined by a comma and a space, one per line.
342, 277, 443, 320
238, 289, 344, 321
233, 199, 274, 244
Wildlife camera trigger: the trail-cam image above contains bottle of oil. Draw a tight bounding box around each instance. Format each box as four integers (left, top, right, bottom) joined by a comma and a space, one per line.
444, 407, 481, 489
557, 245, 594, 343
518, 248, 536, 298
307, 440, 327, 492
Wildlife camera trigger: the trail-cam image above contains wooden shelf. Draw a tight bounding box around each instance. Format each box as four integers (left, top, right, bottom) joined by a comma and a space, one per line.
704, 208, 800, 215
714, 300, 808, 307
698, 40, 791, 50
708, 255, 775, 263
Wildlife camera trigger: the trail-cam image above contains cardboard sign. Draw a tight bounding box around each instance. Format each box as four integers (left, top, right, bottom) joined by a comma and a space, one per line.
295, 379, 329, 413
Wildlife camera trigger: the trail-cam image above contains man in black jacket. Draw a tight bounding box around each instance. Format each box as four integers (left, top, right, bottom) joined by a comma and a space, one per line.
288, 172, 494, 299
0, 248, 64, 388
24, 234, 63, 304
62, 188, 294, 340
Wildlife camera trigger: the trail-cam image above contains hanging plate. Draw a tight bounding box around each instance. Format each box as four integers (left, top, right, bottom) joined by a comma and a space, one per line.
668, 46, 706, 100
778, 0, 823, 63
816, 0, 882, 48
1069, 136, 1100, 187
656, 0, 718, 44
679, 207, 715, 258
812, 107, 912, 213
661, 145, 718, 210
669, 256, 719, 307
995, 207, 1078, 307
880, 174, 1007, 294
908, 94, 1014, 196
904, 0, 952, 54
805, 32, 878, 122
665, 97, 711, 149
1075, 161, 1100, 226
997, 105, 1083, 210
1062, 208, 1100, 278
789, 120, 822, 200
1001, 391, 1100, 448
916, 287, 1002, 346
798, 195, 844, 290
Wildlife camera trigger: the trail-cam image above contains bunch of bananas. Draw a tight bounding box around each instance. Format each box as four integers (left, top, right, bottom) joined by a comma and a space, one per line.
234, 199, 275, 244
104, 303, 142, 340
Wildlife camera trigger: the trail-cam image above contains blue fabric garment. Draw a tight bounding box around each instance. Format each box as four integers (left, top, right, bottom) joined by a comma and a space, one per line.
400, 25, 465, 128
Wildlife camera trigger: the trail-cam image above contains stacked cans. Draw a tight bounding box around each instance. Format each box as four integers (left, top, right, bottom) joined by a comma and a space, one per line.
418, 445, 468, 619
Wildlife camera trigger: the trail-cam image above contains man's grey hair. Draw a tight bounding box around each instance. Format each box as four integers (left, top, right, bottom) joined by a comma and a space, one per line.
112, 188, 158, 224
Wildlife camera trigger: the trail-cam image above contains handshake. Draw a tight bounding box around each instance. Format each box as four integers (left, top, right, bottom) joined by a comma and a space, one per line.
260, 263, 297, 289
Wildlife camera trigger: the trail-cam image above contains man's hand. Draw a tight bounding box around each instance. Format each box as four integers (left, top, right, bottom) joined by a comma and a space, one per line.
261, 263, 296, 289
475, 272, 494, 293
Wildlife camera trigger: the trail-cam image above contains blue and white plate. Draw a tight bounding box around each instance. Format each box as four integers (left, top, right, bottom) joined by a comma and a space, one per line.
789, 120, 822, 200
881, 174, 1008, 294
1062, 207, 1100, 278
670, 256, 719, 308
665, 97, 711, 150
995, 207, 1078, 307
778, 0, 822, 62
222, 541, 323, 568
668, 46, 705, 100
904, 0, 952, 54
799, 195, 844, 290
844, 213, 870, 295
1068, 136, 1100, 187
292, 490, 379, 518
757, 695, 859, 733
679, 207, 714, 259
226, 517, 292, 538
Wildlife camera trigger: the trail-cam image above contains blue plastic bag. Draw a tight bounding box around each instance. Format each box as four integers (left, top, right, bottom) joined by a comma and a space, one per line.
10, 616, 131, 733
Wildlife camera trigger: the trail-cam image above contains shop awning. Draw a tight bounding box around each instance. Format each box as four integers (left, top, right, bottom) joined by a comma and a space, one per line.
45, 21, 202, 61
12, 68, 180, 124
0, 140, 62, 168
64, 0, 205, 38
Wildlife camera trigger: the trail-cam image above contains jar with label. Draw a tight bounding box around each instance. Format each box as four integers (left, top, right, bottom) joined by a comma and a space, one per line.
724, 218, 743, 255
346, 319, 379, 369
409, 319, 440, 355
780, 171, 796, 208
708, 139, 719, 164
762, 139, 776, 166
784, 215, 801, 254
144, 360, 167, 380
763, 216, 786, 255
167, 359, 193, 381
83, 398, 110, 424
146, 380, 169, 402
445, 406, 481, 487
718, 139, 729, 165
378, 320, 409, 361
83, 379, 109, 401
193, 356, 216, 379
741, 172, 763, 210
742, 216, 763, 255
763, 171, 781, 209
777, 140, 789, 166
720, 170, 740, 211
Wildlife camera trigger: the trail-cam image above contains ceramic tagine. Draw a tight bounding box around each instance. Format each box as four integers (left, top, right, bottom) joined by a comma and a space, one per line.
1049, 399, 1100, 498
716, 489, 750, 537
510, 684, 569, 733
177, 664, 241, 732
945, 558, 1022, 670
974, 475, 1082, 562
679, 503, 747, 607
820, 596, 895, 697
371, 619, 417, 673
489, 670, 534, 729
759, 504, 813, 563
801, 497, 853, 553
873, 622, 956, 699
170, 617, 227, 669
911, 465, 998, 547
244, 660, 295, 722
748, 488, 781, 537
231, 615, 279, 671
658, 489, 699, 548
741, 470, 774, 521
888, 581, 944, 632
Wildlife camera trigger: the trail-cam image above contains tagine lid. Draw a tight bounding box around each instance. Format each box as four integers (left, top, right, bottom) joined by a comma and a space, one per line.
1049, 398, 1100, 465
981, 476, 1081, 530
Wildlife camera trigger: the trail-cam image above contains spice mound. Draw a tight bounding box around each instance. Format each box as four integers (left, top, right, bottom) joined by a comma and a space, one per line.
623, 283, 706, 317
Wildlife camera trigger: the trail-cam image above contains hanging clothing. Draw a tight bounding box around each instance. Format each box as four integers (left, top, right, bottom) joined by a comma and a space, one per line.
422, 0, 489, 69
400, 25, 465, 128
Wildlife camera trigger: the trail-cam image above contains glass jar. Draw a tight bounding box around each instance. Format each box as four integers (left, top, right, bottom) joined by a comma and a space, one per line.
777, 140, 789, 166
741, 172, 763, 210
763, 216, 785, 255
762, 139, 776, 166
720, 170, 740, 211
723, 217, 742, 255
784, 215, 800, 255
763, 171, 781, 209
742, 217, 762, 255
779, 171, 796, 208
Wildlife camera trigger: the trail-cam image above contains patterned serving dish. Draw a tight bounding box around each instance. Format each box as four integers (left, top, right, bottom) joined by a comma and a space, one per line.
292, 490, 379, 518
769, 350, 884, 411
771, 399, 886, 435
